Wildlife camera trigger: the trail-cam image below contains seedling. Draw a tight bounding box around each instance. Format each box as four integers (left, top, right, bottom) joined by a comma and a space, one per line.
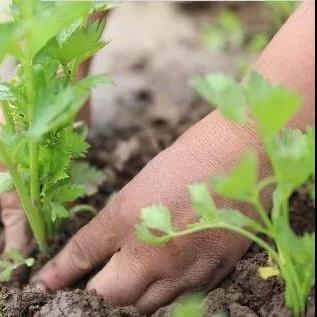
0, 249, 34, 282
0, 0, 109, 253
137, 71, 315, 316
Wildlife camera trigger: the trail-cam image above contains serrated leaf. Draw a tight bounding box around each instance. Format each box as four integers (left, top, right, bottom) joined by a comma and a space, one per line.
52, 184, 85, 204
5, 248, 24, 262
192, 73, 246, 123
189, 183, 217, 222
217, 208, 262, 230
71, 162, 106, 196
0, 171, 14, 194
29, 75, 112, 139
135, 224, 171, 246
269, 129, 314, 191
140, 204, 175, 234
211, 152, 258, 201
246, 71, 301, 141
0, 267, 13, 282
51, 203, 69, 223
55, 20, 106, 64
27, 2, 92, 57
25, 258, 35, 267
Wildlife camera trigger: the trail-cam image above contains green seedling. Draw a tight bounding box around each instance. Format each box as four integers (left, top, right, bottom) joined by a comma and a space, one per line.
202, 10, 244, 52
171, 295, 204, 317
0, 0, 110, 252
0, 249, 34, 282
137, 71, 315, 316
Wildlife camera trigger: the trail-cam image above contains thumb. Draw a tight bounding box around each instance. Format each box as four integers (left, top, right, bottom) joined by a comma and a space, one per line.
31, 202, 122, 291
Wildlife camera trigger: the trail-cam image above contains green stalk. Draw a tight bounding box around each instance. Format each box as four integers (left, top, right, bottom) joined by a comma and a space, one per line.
171, 223, 280, 263
0, 141, 46, 249
24, 59, 46, 249
19, 3, 46, 249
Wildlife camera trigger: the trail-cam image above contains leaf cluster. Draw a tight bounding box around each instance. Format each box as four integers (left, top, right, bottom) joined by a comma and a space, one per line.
0, 0, 110, 247
136, 71, 315, 316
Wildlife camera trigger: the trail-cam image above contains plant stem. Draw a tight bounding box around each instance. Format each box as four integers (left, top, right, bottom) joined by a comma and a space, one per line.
0, 141, 46, 249
21, 3, 46, 249
171, 222, 279, 263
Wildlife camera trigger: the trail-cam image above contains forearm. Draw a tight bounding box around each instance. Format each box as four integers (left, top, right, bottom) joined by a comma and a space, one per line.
183, 1, 315, 171
255, 1, 315, 128
168, 2, 315, 204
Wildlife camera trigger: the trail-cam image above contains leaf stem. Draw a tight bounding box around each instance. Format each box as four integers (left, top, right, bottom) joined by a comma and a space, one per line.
171, 222, 279, 263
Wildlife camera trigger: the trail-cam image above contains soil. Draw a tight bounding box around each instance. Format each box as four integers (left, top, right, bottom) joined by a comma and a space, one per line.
0, 2, 315, 317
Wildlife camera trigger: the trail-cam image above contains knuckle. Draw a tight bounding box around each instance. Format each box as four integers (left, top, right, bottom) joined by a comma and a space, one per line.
66, 233, 97, 273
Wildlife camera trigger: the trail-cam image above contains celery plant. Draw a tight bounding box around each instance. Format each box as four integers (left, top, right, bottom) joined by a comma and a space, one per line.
0, 0, 110, 250
137, 72, 315, 316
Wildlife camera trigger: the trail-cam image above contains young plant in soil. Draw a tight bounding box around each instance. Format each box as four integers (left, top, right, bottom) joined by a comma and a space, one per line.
137, 71, 315, 317
0, 0, 109, 262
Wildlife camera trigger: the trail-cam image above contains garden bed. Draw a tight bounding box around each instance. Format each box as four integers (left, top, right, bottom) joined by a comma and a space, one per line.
0, 108, 315, 316
0, 2, 314, 316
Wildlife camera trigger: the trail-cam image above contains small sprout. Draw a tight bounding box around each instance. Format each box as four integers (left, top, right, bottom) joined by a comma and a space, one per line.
71, 161, 106, 196
0, 249, 35, 282
191, 73, 246, 123
138, 71, 315, 317
172, 295, 204, 317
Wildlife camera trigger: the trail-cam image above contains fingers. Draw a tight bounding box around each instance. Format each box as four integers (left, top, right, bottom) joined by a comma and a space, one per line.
32, 204, 121, 291
87, 250, 155, 306
135, 279, 183, 314
0, 192, 32, 255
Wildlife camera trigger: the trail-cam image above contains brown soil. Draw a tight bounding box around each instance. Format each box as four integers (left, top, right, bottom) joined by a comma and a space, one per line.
0, 114, 315, 316
0, 2, 315, 317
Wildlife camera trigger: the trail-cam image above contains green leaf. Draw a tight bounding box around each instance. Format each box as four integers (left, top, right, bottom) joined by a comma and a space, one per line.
0, 22, 19, 62
140, 204, 175, 234
52, 184, 85, 204
172, 295, 204, 317
29, 74, 112, 139
27, 2, 92, 57
246, 71, 301, 141
211, 152, 258, 201
269, 129, 314, 191
189, 183, 217, 222
307, 127, 315, 179
192, 73, 246, 123
70, 162, 106, 196
25, 258, 35, 267
217, 208, 263, 231
0, 267, 13, 282
55, 20, 106, 64
5, 249, 24, 262
135, 224, 171, 246
51, 203, 69, 223
0, 171, 14, 194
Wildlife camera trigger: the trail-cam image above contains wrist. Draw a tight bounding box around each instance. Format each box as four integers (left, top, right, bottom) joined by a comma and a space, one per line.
175, 110, 266, 177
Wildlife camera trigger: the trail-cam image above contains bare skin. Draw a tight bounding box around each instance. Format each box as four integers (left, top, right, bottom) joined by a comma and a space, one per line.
1, 3, 315, 315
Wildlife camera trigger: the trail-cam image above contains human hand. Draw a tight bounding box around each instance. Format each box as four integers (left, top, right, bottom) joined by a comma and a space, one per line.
32, 111, 269, 314
0, 191, 33, 255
